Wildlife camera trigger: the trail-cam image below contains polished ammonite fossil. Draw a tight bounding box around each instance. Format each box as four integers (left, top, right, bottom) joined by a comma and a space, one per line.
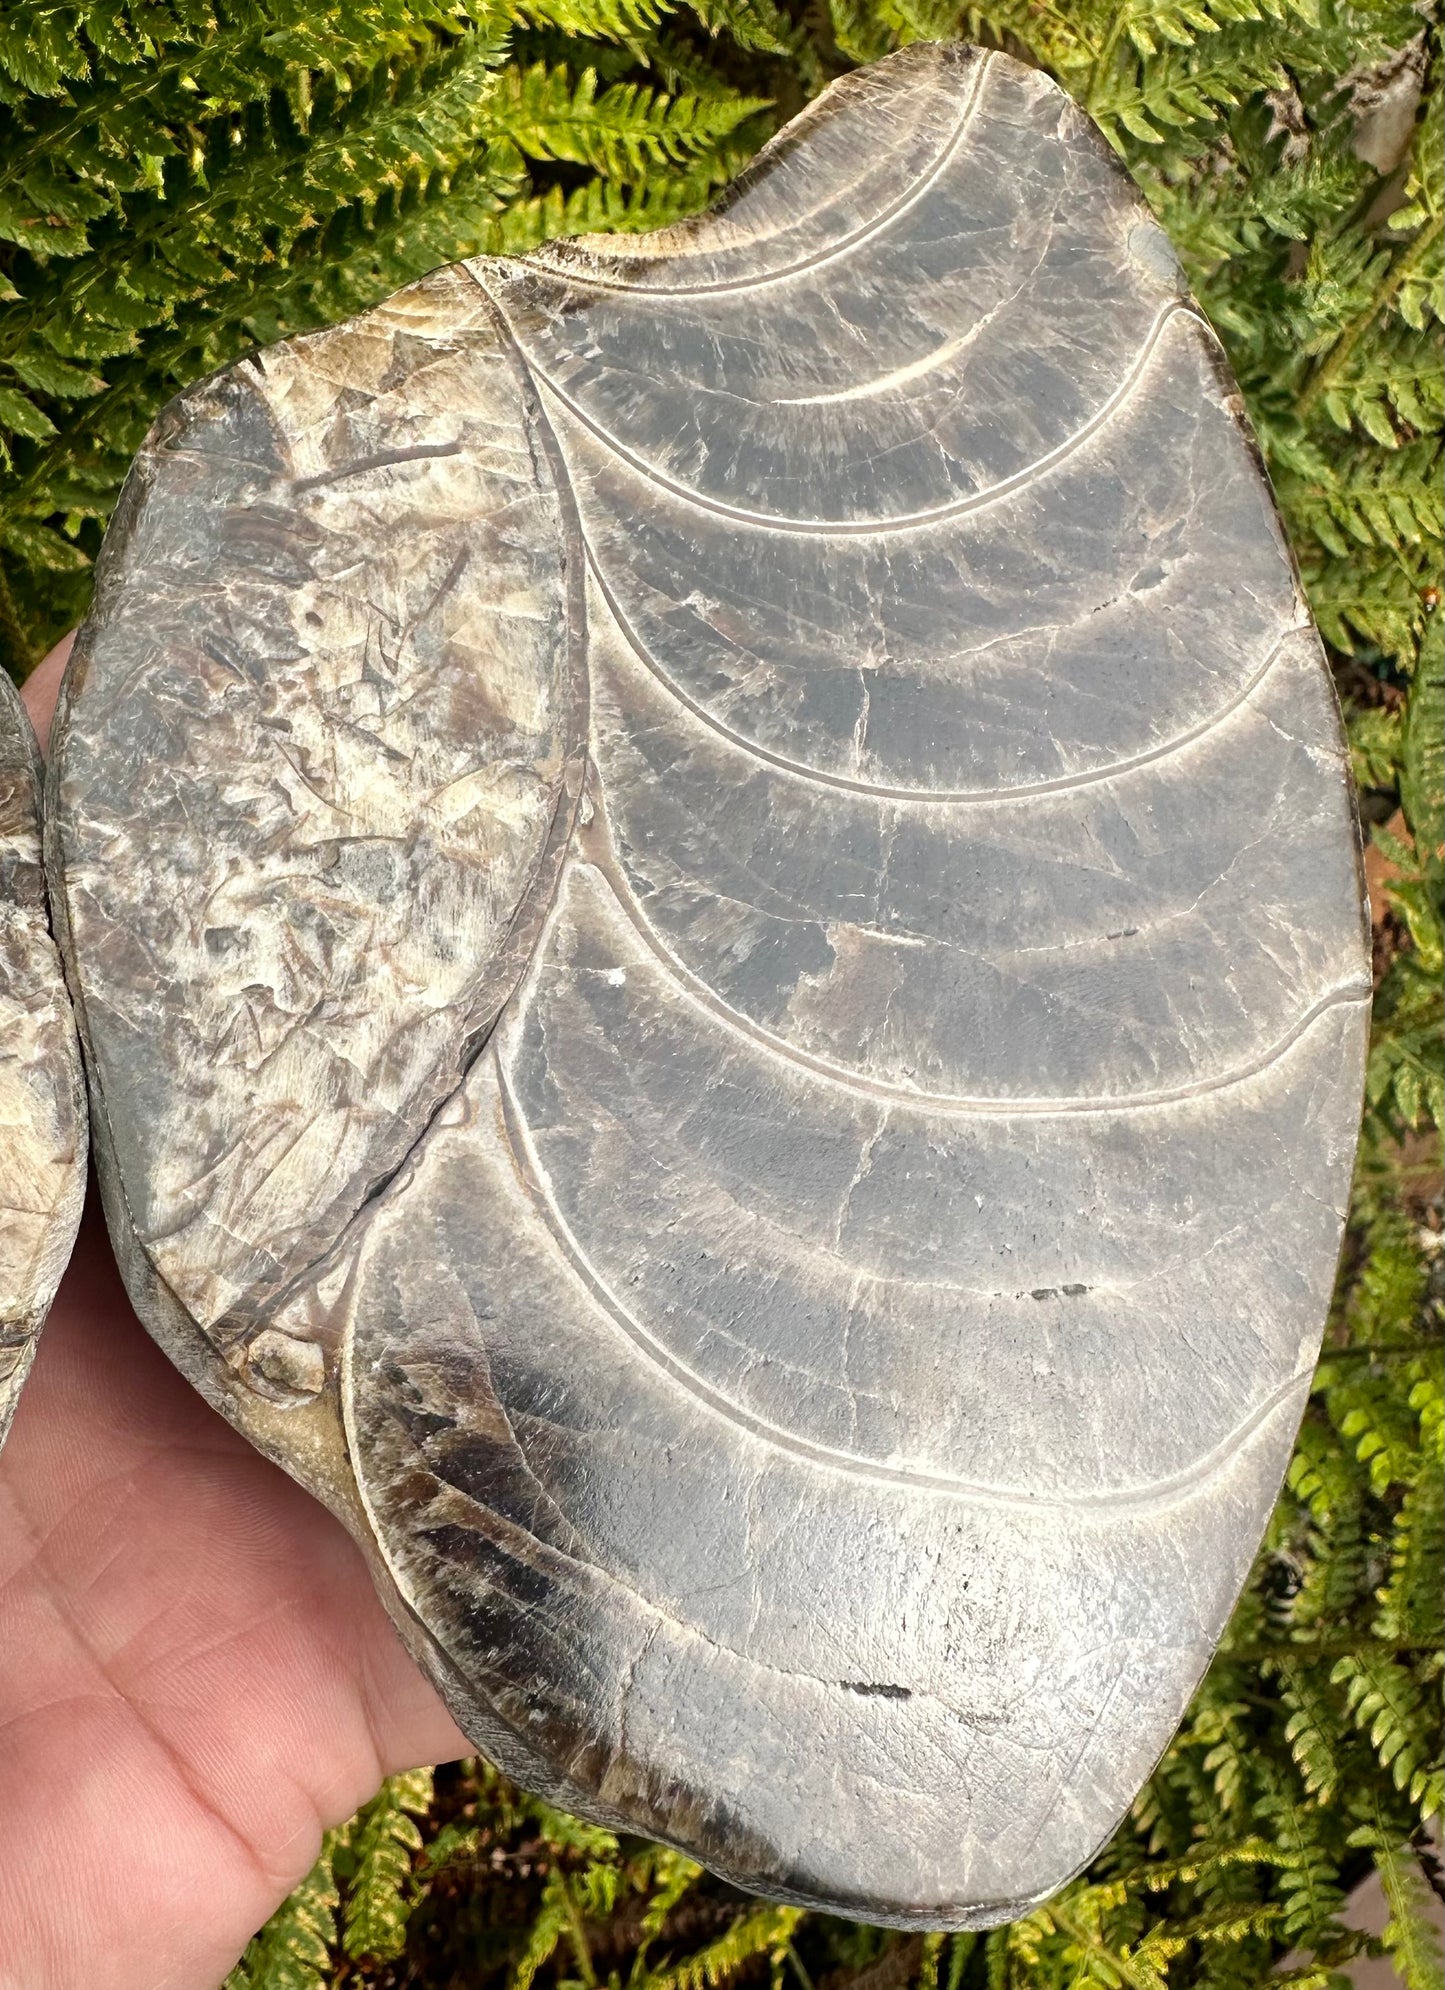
47, 43, 1369, 1926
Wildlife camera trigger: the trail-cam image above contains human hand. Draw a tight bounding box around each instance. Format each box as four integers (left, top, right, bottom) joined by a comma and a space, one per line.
0, 637, 469, 1990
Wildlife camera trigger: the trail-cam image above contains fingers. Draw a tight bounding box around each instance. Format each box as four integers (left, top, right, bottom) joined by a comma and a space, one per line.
20, 630, 73, 754
1, 1203, 469, 1990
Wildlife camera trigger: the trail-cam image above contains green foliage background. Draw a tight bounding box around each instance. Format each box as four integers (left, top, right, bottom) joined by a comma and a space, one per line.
2, 0, 1441, 1982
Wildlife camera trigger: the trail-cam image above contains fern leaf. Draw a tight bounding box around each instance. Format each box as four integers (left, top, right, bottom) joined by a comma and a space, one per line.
1268, 1657, 1347, 1803
645, 1906, 805, 1990
341, 1767, 432, 1963
512, 1868, 575, 1990
1350, 1824, 1445, 1990
1403, 621, 1445, 850
1257, 1793, 1345, 1943
1331, 1652, 1440, 1812
493, 60, 768, 179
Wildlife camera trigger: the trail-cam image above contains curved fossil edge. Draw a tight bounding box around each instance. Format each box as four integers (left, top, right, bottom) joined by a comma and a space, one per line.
0, 668, 87, 1450
10, 946, 1242, 1938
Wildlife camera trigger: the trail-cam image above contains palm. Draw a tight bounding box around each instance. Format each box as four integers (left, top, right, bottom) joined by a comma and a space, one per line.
0, 649, 467, 1990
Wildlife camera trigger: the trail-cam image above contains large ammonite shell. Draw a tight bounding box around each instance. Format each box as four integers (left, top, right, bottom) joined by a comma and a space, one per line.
50, 45, 1369, 1926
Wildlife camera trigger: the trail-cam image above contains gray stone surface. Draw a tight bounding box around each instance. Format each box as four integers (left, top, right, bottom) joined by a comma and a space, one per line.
51, 44, 1371, 1927
0, 671, 86, 1449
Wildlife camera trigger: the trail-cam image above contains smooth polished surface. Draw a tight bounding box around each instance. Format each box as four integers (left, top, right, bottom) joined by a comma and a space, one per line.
52, 44, 1370, 1926
0, 671, 85, 1448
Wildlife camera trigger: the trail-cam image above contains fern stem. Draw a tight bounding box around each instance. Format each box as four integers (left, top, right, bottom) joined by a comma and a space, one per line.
784, 1942, 817, 1990
1084, 3, 1132, 115
1299, 214, 1445, 420
559, 1873, 599, 1988
1244, 1636, 1442, 1664
1318, 1340, 1445, 1362
1047, 1905, 1158, 1990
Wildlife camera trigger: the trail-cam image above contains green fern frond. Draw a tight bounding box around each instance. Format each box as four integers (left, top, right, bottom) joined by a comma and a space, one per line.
1403, 621, 1445, 846
645, 1905, 805, 1990
516, 0, 679, 46
1269, 1657, 1348, 1804
1331, 1651, 1441, 1814
1328, 1370, 1426, 1497
512, 1868, 576, 1990
340, 1766, 433, 1963
1377, 1467, 1445, 1649
1308, 326, 1445, 444
1284, 440, 1444, 565
1350, 1822, 1445, 1990
1349, 700, 1405, 793
636, 1847, 705, 1944
689, 0, 817, 72
824, 0, 895, 65
1257, 1792, 1346, 1943
492, 60, 768, 177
